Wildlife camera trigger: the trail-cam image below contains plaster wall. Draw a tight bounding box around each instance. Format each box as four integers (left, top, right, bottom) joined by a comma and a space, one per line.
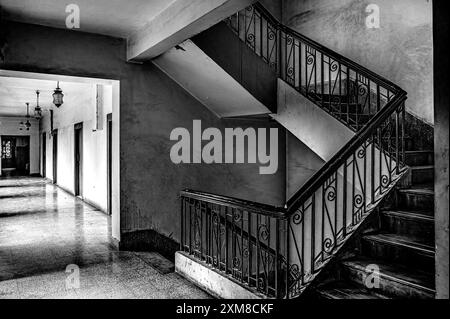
1, 22, 286, 248
286, 132, 325, 199
433, 0, 449, 299
282, 0, 433, 125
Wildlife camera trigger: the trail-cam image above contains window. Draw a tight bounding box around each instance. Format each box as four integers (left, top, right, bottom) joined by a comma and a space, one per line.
2, 140, 12, 159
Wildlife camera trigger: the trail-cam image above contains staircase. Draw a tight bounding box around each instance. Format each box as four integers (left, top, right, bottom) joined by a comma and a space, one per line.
313, 135, 435, 299
175, 2, 435, 299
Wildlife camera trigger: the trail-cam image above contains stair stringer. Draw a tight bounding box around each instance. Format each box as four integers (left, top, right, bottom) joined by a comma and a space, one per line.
152, 39, 272, 118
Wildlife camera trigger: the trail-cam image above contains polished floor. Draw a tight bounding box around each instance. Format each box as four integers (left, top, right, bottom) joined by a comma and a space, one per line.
0, 177, 210, 299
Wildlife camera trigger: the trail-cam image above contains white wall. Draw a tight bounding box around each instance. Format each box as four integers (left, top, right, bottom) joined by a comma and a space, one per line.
0, 116, 39, 175
273, 79, 355, 162
40, 83, 113, 212
282, 0, 433, 125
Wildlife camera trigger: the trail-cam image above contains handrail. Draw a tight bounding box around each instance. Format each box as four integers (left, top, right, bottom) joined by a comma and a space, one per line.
181, 2, 409, 299
225, 2, 408, 213
181, 189, 287, 219
286, 91, 407, 213
252, 3, 403, 94
180, 189, 287, 297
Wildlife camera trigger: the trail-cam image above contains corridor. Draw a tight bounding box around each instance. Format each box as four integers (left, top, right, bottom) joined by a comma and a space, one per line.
0, 177, 210, 299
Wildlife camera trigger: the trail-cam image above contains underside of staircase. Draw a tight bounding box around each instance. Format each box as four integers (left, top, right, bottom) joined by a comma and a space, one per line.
169, 2, 436, 299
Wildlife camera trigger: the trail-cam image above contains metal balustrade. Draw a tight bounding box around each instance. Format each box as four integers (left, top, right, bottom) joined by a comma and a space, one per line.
181, 3, 408, 299
180, 190, 287, 298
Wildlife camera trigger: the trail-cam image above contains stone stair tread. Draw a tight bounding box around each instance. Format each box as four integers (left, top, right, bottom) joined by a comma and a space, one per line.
406, 183, 434, 190
410, 165, 434, 170
405, 150, 433, 154
398, 187, 434, 196
381, 210, 434, 222
342, 257, 435, 292
363, 233, 435, 254
316, 281, 390, 299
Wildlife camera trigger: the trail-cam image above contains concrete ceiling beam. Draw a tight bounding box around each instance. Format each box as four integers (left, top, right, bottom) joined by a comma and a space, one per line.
126, 0, 255, 62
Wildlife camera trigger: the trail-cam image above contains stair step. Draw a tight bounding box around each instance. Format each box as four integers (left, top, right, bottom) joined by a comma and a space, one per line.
382, 137, 415, 151
328, 104, 363, 115
397, 187, 434, 211
405, 150, 434, 166
315, 281, 390, 299
336, 113, 372, 123
362, 233, 435, 271
341, 257, 435, 299
363, 233, 435, 255
380, 210, 434, 244
409, 165, 434, 185
310, 93, 355, 103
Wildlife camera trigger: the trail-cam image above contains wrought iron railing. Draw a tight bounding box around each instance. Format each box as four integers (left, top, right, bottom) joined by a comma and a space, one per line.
180, 2, 408, 299
180, 190, 288, 298
285, 92, 407, 297
225, 3, 402, 131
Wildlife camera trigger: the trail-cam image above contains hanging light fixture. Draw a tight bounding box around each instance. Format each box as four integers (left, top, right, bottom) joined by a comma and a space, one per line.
25, 102, 31, 131
19, 103, 31, 131
34, 90, 43, 120
52, 81, 64, 107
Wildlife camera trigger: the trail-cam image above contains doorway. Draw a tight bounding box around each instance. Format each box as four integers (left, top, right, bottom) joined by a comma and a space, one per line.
74, 123, 83, 197
1, 136, 30, 176
0, 69, 120, 241
42, 132, 46, 178
107, 114, 112, 215
52, 130, 58, 184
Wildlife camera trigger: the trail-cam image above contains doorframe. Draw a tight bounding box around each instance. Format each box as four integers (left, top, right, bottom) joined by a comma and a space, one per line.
52, 129, 58, 184
42, 132, 46, 178
0, 69, 121, 242
74, 122, 83, 197
107, 113, 112, 215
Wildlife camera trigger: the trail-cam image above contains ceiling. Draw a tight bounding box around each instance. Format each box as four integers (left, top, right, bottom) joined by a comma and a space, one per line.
0, 0, 176, 38
0, 76, 92, 117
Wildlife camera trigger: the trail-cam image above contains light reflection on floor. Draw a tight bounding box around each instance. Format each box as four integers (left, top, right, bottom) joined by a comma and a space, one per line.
0, 177, 210, 299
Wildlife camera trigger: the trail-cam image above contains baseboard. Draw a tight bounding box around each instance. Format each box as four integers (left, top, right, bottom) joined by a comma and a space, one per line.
49, 182, 107, 213
81, 197, 107, 214
175, 251, 266, 299
119, 229, 179, 262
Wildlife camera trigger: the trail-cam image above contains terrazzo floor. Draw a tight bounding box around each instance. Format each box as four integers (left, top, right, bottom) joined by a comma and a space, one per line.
0, 177, 210, 299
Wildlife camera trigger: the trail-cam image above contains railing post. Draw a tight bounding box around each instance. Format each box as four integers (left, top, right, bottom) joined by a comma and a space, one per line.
225, 206, 229, 274
277, 29, 282, 77
396, 109, 400, 174
275, 218, 280, 298
371, 134, 376, 204
180, 196, 184, 250
343, 160, 347, 236
285, 218, 290, 299
401, 101, 406, 169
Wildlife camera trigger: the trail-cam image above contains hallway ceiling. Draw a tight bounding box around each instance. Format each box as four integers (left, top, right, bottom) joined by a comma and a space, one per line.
0, 76, 91, 117
0, 0, 175, 38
